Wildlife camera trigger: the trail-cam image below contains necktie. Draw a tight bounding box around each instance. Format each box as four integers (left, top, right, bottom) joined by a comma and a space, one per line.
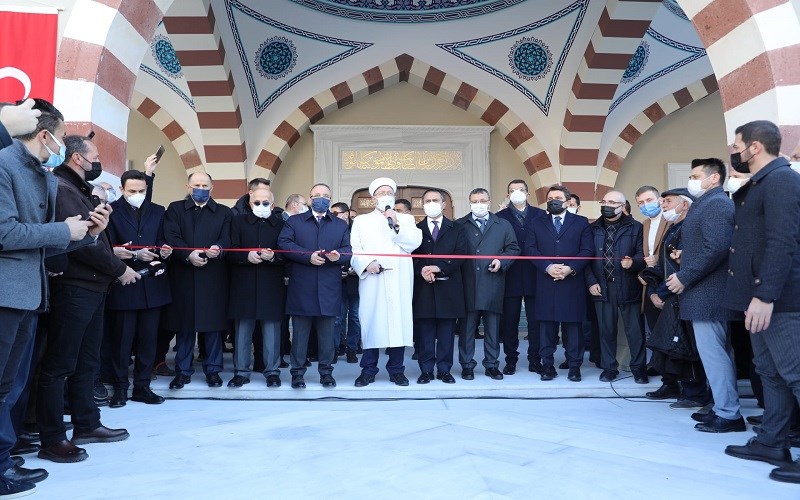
554, 216, 562, 233
431, 220, 440, 241
478, 218, 486, 234
316, 215, 323, 225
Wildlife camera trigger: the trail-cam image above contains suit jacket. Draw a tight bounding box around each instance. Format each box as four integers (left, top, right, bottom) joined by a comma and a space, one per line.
496, 203, 545, 297
227, 212, 286, 320
277, 211, 351, 317
724, 158, 800, 313
105, 196, 171, 310
0, 140, 92, 311
675, 186, 733, 321
525, 211, 593, 322
642, 215, 669, 258
457, 212, 520, 313
586, 214, 646, 305
162, 197, 232, 332
412, 216, 467, 319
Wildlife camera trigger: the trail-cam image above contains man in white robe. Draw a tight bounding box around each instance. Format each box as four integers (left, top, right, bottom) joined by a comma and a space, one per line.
350, 177, 422, 386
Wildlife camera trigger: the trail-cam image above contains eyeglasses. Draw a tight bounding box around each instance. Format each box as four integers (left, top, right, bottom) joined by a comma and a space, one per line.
310, 193, 332, 199
252, 201, 270, 207
373, 190, 394, 197
330, 210, 343, 215
599, 200, 624, 206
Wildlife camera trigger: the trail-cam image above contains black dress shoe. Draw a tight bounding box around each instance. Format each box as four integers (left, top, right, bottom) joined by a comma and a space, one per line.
558, 360, 569, 370
11, 442, 39, 455
485, 368, 503, 380
303, 359, 312, 367
2, 465, 48, 484
645, 383, 680, 400
528, 363, 543, 374
568, 367, 581, 382
540, 365, 557, 381
227, 375, 250, 388
206, 373, 223, 387
691, 410, 716, 423
169, 374, 191, 390
417, 372, 434, 384
599, 369, 619, 382
109, 389, 127, 408
354, 374, 375, 387
746, 414, 763, 425
695, 415, 746, 433
461, 368, 474, 380
502, 364, 516, 375
93, 379, 109, 401
437, 372, 456, 384
71, 425, 129, 444
154, 362, 175, 377
279, 358, 289, 368
346, 350, 358, 363
291, 375, 306, 389
389, 373, 409, 386
631, 368, 649, 384
770, 458, 800, 483
266, 375, 281, 387
320, 374, 336, 388
725, 437, 793, 466
131, 387, 165, 405
17, 431, 39, 443
38, 440, 87, 463
11, 456, 24, 467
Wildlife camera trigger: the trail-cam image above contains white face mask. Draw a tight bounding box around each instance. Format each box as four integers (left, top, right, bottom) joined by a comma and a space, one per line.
662, 208, 681, 223
252, 204, 271, 219
789, 161, 800, 174
376, 195, 395, 211
508, 189, 526, 205
566, 206, 578, 214
126, 193, 145, 209
298, 204, 309, 214
106, 188, 120, 204
725, 177, 746, 194
687, 178, 708, 198
423, 201, 443, 218
470, 202, 489, 218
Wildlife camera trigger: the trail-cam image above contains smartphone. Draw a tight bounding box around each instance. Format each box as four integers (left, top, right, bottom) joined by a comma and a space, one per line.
197, 251, 207, 259
154, 145, 165, 162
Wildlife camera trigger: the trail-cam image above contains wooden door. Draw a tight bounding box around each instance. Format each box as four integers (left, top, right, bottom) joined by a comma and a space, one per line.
351, 186, 454, 224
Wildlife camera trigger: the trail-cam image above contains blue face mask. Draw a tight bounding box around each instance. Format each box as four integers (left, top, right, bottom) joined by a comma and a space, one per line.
42, 130, 66, 168
191, 188, 210, 204
311, 197, 330, 214
639, 201, 661, 218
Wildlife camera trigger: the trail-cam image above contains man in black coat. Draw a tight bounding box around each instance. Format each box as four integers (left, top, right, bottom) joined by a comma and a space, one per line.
163, 172, 232, 390
496, 179, 545, 376
723, 121, 800, 483
227, 188, 286, 388
412, 189, 468, 384
106, 169, 172, 407
586, 190, 648, 384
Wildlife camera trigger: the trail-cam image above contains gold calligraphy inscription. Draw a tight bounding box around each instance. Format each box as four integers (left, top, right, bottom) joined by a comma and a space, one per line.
342, 150, 462, 170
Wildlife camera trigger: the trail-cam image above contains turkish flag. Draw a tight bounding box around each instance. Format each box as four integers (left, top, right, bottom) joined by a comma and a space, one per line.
0, 7, 57, 102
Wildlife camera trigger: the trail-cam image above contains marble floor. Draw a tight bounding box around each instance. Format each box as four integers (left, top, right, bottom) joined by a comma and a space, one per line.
24, 397, 797, 499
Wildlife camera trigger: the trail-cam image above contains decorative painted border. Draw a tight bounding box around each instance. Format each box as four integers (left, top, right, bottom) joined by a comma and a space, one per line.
226, 0, 373, 117
287, 0, 525, 23
436, 0, 587, 115
138, 64, 196, 110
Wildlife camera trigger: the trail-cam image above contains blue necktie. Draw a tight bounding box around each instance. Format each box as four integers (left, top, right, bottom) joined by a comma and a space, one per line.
431, 220, 440, 241
554, 216, 562, 233
478, 218, 486, 234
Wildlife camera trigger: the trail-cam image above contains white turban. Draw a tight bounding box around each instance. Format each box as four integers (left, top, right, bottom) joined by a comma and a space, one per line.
368, 177, 397, 196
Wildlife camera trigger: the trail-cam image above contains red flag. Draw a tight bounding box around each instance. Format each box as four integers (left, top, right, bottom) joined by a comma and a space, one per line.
0, 7, 57, 102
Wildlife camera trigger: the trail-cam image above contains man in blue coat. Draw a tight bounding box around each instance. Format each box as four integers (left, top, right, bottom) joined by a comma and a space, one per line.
722, 121, 800, 482
278, 183, 351, 389
496, 179, 545, 375
526, 185, 593, 381
666, 158, 743, 433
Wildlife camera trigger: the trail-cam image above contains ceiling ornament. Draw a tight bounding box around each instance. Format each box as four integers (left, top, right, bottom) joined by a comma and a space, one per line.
287, 0, 525, 23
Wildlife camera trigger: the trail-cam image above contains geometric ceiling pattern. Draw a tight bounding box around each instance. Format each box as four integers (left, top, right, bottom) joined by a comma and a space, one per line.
287, 0, 526, 22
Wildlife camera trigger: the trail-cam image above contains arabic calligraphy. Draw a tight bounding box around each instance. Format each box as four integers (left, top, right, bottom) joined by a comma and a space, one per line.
342, 150, 462, 171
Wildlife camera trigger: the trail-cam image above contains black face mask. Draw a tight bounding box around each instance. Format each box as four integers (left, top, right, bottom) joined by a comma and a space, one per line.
601, 206, 620, 219
730, 151, 752, 174
546, 200, 565, 215
84, 161, 102, 182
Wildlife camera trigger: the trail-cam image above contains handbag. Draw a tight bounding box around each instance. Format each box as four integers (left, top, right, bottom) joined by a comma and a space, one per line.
646, 295, 700, 361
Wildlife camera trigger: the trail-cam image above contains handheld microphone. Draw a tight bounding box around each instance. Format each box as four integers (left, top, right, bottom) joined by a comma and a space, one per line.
385, 205, 399, 233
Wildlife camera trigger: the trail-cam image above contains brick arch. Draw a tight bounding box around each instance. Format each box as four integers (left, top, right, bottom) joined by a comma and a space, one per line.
596, 75, 719, 197
678, 0, 800, 152
253, 54, 555, 204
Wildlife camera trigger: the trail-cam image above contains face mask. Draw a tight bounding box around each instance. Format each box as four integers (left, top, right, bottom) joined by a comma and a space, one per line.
298, 204, 309, 214
470, 202, 489, 218
725, 177, 746, 194
687, 178, 707, 198
191, 187, 210, 204
509, 190, 526, 205
84, 161, 102, 182
546, 200, 565, 215
376, 195, 395, 211
730, 148, 753, 174
639, 201, 661, 218
662, 208, 681, 223
566, 206, 578, 214
423, 201, 443, 218
105, 187, 119, 203
42, 130, 66, 168
790, 161, 800, 174
601, 205, 621, 219
310, 197, 330, 213
252, 204, 272, 219
126, 193, 145, 209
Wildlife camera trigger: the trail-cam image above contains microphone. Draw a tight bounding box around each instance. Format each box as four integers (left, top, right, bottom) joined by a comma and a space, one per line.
385, 205, 399, 233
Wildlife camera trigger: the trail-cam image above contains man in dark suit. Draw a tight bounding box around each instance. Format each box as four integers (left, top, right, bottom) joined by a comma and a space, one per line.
723, 121, 800, 482
412, 189, 468, 384
163, 172, 231, 390
106, 169, 172, 407
278, 183, 351, 389
496, 179, 545, 375
457, 188, 520, 381
586, 190, 648, 384
526, 185, 593, 381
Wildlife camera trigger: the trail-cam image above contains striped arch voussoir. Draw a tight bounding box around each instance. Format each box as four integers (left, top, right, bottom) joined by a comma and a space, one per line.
131, 92, 203, 172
